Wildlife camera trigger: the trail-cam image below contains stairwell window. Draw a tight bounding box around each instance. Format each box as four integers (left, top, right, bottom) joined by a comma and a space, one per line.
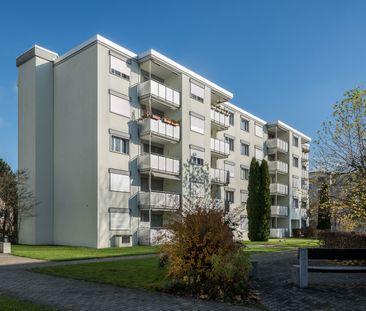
190, 81, 204, 103
110, 55, 130, 81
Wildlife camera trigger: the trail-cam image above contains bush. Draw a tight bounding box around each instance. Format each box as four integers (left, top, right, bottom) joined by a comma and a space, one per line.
302, 226, 318, 238
161, 205, 252, 302
292, 228, 302, 238
318, 231, 366, 248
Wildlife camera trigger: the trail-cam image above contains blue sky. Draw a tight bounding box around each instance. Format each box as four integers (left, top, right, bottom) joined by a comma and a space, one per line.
1, 0, 366, 169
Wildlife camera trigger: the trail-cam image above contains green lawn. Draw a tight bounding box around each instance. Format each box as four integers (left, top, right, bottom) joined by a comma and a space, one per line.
31, 257, 167, 291
0, 294, 56, 311
243, 238, 320, 253
12, 245, 158, 261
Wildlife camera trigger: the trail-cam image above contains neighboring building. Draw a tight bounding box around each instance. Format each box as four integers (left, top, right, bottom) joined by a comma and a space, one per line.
16, 35, 311, 248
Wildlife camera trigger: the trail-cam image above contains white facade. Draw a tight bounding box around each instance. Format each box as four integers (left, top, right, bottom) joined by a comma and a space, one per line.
17, 35, 310, 248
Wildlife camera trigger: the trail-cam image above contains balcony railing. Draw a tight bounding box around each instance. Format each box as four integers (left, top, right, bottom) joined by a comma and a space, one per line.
267, 138, 289, 153
302, 170, 309, 179
302, 143, 310, 152
138, 80, 180, 108
302, 152, 309, 161
138, 154, 180, 176
270, 228, 289, 238
270, 183, 289, 195
210, 138, 230, 157
138, 191, 180, 210
140, 117, 180, 142
271, 205, 288, 217
210, 168, 230, 185
268, 161, 288, 174
210, 108, 230, 128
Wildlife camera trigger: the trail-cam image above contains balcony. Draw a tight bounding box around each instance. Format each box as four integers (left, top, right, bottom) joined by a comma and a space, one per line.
212, 198, 230, 213
210, 138, 230, 158
301, 152, 309, 162
267, 138, 289, 154
210, 168, 230, 186
302, 143, 310, 152
138, 80, 180, 111
139, 117, 180, 144
138, 191, 180, 211
270, 228, 289, 238
268, 161, 288, 174
302, 170, 309, 179
138, 154, 180, 180
270, 183, 288, 196
210, 108, 230, 130
301, 188, 308, 199
271, 205, 288, 217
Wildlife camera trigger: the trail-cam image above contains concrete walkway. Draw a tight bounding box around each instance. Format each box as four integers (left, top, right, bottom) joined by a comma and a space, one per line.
0, 254, 255, 311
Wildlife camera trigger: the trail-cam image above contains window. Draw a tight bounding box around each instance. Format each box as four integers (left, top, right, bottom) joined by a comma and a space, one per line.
225, 136, 235, 151
190, 82, 204, 103
293, 156, 299, 168
228, 112, 234, 126
293, 136, 299, 147
225, 162, 235, 178
292, 176, 300, 188
111, 136, 129, 154
110, 170, 130, 192
226, 190, 235, 204
110, 55, 130, 80
190, 114, 205, 134
190, 147, 204, 166
151, 214, 163, 228
293, 198, 299, 209
240, 191, 248, 204
241, 167, 249, 180
143, 144, 164, 155
240, 215, 248, 230
110, 93, 130, 117
255, 147, 263, 160
240, 118, 249, 132
255, 124, 263, 138
240, 142, 249, 156
109, 208, 130, 230
190, 180, 205, 197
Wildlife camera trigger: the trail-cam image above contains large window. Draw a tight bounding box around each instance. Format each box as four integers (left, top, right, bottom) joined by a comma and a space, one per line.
225, 162, 235, 178
109, 208, 130, 230
110, 92, 130, 117
111, 136, 129, 154
109, 170, 130, 192
190, 113, 205, 134
225, 190, 235, 204
255, 124, 263, 138
255, 147, 263, 160
240, 117, 249, 132
240, 167, 249, 180
240, 142, 249, 156
190, 81, 204, 103
190, 146, 204, 165
110, 55, 130, 80
225, 136, 235, 151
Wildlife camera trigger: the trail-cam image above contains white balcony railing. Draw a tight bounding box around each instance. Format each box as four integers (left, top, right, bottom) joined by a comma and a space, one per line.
302, 143, 310, 152
267, 138, 289, 153
270, 183, 289, 195
140, 117, 180, 141
268, 161, 288, 173
210, 138, 230, 156
271, 205, 288, 217
138, 191, 180, 210
302, 152, 309, 161
210, 109, 230, 128
270, 228, 289, 238
138, 80, 180, 108
138, 154, 180, 175
302, 170, 309, 179
210, 168, 229, 184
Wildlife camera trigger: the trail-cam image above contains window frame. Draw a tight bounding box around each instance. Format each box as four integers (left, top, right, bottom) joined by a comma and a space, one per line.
228, 112, 235, 126
293, 155, 299, 168
240, 142, 249, 156
110, 135, 129, 155
109, 54, 131, 81
240, 167, 249, 180
109, 169, 130, 193
225, 190, 235, 204
240, 117, 249, 132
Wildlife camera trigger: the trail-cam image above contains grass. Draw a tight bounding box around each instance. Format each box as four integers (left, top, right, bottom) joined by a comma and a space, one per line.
31, 257, 167, 291
0, 294, 56, 311
243, 238, 320, 253
11, 244, 158, 261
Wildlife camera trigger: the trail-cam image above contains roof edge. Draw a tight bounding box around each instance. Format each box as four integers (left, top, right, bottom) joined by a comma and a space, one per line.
267, 120, 311, 141
16, 45, 58, 67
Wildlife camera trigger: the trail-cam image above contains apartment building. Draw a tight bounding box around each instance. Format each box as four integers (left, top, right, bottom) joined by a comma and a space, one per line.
16, 35, 310, 248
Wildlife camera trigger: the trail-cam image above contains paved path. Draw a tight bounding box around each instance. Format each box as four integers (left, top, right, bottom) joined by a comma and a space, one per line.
251, 251, 366, 311
0, 254, 255, 311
